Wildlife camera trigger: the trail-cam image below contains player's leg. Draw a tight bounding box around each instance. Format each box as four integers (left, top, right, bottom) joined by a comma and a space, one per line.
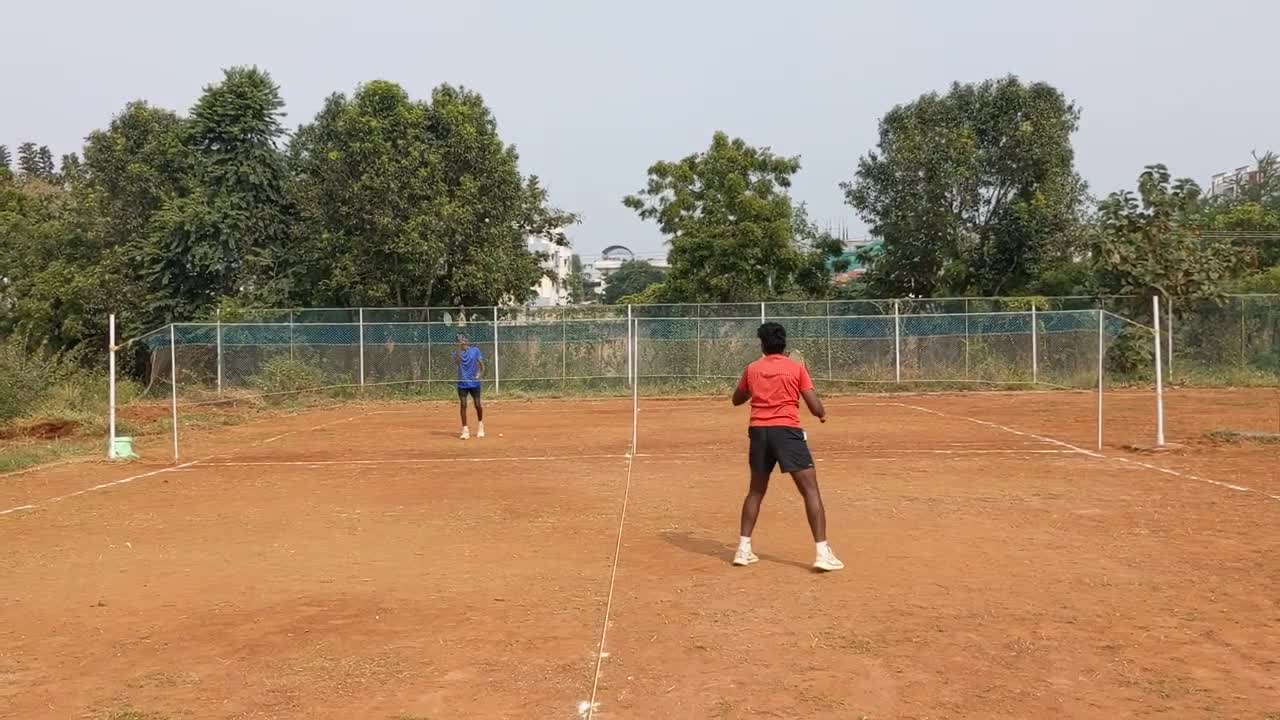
458, 388, 471, 440
779, 428, 844, 572
734, 428, 773, 566
473, 388, 485, 438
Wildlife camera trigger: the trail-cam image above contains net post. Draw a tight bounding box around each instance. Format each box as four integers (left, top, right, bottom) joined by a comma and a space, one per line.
215, 308, 223, 396
893, 299, 902, 384
631, 314, 639, 454
626, 305, 633, 388
358, 307, 366, 388
107, 313, 117, 460
1152, 295, 1166, 447
493, 306, 501, 395
1031, 302, 1039, 384
1097, 308, 1104, 451
169, 323, 179, 462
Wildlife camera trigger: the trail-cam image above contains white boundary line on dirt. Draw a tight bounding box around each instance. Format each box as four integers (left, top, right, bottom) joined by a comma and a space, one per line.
0, 410, 382, 517
893, 402, 1280, 504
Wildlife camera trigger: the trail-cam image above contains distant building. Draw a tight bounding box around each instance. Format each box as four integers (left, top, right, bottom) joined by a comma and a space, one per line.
585, 245, 669, 296
1209, 164, 1263, 200
528, 235, 574, 307
831, 236, 879, 284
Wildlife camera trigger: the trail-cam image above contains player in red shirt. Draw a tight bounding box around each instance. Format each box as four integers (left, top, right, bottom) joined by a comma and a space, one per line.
732, 322, 843, 571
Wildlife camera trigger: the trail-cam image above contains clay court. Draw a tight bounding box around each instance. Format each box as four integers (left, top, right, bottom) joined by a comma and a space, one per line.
1, 388, 1278, 719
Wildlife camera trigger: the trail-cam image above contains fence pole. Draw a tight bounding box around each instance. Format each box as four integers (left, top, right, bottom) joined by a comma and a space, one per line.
1097, 309, 1104, 451
289, 310, 295, 361
1240, 295, 1247, 367
358, 308, 366, 388
964, 298, 970, 379
695, 314, 702, 379
825, 301, 833, 381
215, 308, 223, 396
760, 302, 766, 324
1166, 295, 1173, 379
169, 323, 179, 462
1152, 295, 1166, 447
1031, 303, 1039, 384
561, 307, 568, 382
108, 314, 117, 459
626, 305, 633, 388
493, 306, 501, 395
426, 311, 433, 386
894, 299, 902, 384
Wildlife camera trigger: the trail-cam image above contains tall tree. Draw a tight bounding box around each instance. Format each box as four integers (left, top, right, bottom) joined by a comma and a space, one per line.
565, 253, 593, 304
145, 66, 294, 319
17, 142, 40, 178
58, 153, 83, 186
0, 145, 11, 175
1094, 165, 1236, 299
624, 131, 843, 303
289, 80, 575, 308
602, 260, 666, 304
844, 76, 1085, 297
36, 146, 56, 179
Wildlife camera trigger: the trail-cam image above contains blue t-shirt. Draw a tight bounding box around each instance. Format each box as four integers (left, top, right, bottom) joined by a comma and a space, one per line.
456, 346, 483, 388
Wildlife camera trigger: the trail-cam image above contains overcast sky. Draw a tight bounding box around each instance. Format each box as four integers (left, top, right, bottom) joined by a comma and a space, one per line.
3, 0, 1276, 261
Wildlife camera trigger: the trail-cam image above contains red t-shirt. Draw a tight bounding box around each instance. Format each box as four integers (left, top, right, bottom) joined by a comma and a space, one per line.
737, 354, 814, 427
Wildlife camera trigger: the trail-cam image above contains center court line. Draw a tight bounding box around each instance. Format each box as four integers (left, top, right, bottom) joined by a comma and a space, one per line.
0, 409, 384, 517
892, 402, 1280, 504
583, 446, 635, 720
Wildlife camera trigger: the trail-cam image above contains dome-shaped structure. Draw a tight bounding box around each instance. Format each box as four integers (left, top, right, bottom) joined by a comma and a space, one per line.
600, 245, 634, 261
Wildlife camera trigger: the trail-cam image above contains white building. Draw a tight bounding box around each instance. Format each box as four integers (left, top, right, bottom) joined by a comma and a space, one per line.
586, 245, 669, 296
1209, 164, 1263, 200
528, 235, 574, 307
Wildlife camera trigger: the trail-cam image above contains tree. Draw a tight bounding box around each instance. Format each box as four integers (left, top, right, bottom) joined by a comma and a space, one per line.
1094, 165, 1236, 299
59, 153, 83, 186
603, 260, 666, 304
844, 76, 1085, 297
289, 80, 575, 308
17, 142, 40, 178
1202, 150, 1280, 269
36, 146, 56, 179
0, 145, 11, 176
144, 66, 295, 319
624, 132, 844, 303
565, 253, 593, 304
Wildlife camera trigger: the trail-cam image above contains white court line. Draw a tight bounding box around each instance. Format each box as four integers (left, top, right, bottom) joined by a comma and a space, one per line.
583, 450, 635, 720
0, 409, 383, 517
894, 402, 1280, 504
200, 453, 633, 467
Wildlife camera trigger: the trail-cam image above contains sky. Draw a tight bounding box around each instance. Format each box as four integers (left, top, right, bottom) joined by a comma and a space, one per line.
2, 0, 1277, 263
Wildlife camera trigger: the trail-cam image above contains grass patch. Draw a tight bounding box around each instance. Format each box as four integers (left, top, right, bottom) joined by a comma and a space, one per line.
1205, 429, 1280, 445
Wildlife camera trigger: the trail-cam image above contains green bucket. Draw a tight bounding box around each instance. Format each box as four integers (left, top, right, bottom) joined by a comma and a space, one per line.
110, 436, 139, 460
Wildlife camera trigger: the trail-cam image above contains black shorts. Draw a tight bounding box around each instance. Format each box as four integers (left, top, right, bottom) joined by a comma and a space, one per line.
457, 386, 481, 402
748, 426, 814, 474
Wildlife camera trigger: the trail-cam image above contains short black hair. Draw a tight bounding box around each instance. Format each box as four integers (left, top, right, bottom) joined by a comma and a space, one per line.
757, 322, 786, 355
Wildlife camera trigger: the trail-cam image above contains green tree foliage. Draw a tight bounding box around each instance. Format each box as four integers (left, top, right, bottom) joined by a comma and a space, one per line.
289, 81, 575, 308
565, 254, 593, 304
1094, 165, 1236, 299
36, 146, 56, 179
602, 260, 666, 304
145, 66, 294, 319
1202, 151, 1280, 270
16, 142, 40, 178
0, 145, 11, 175
624, 132, 843, 303
844, 76, 1085, 297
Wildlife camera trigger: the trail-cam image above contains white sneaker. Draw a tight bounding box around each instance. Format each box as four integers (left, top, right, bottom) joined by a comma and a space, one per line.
477, 423, 486, 438
460, 427, 470, 440
732, 546, 759, 566
813, 546, 844, 572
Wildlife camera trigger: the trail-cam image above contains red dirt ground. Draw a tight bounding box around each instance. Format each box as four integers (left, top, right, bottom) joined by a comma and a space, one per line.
1, 389, 1276, 719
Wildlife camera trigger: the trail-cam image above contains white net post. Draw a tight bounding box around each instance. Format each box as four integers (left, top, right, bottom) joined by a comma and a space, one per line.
626, 305, 633, 388
358, 308, 366, 388
169, 323, 179, 461
107, 313, 117, 459
631, 314, 639, 453
1031, 303, 1039, 384
215, 308, 223, 396
1097, 308, 1104, 450
1152, 295, 1166, 447
493, 306, 501, 395
893, 299, 902, 384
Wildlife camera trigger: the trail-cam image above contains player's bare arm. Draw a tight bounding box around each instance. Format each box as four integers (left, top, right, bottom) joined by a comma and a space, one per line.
800, 388, 827, 423
732, 385, 751, 406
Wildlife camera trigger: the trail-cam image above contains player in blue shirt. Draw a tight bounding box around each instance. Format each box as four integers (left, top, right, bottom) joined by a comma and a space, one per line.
453, 334, 485, 440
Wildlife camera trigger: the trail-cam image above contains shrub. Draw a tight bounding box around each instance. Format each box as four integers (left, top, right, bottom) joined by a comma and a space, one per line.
249, 355, 328, 396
